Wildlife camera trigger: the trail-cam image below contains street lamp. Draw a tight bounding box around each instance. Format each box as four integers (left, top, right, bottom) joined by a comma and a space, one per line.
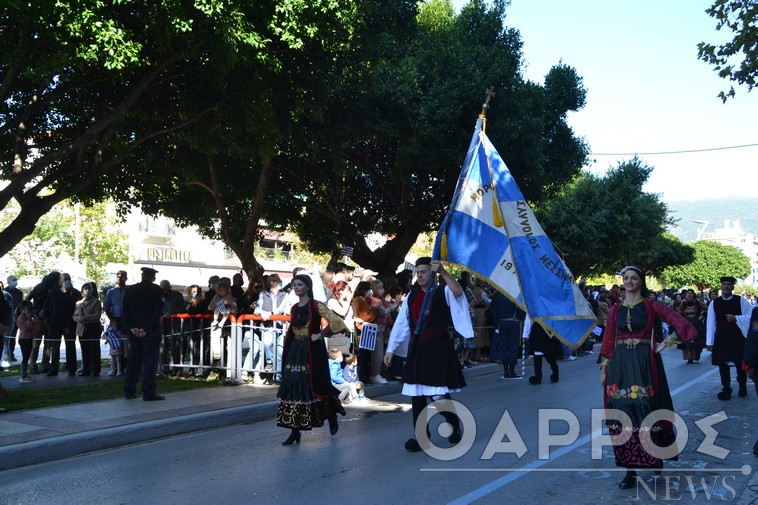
692, 220, 708, 241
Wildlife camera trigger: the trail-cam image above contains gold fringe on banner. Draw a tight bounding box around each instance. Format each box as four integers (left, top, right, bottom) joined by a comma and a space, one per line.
492, 196, 503, 228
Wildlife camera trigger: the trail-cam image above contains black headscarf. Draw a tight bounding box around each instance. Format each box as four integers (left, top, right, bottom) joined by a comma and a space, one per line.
292, 274, 314, 300
619, 265, 651, 298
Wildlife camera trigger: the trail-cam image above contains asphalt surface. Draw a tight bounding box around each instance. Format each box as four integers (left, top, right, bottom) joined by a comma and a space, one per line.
0, 362, 499, 472
1, 358, 757, 505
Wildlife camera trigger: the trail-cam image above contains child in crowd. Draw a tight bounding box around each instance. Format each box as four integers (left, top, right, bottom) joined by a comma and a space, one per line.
342, 353, 368, 402
328, 348, 352, 403
207, 277, 237, 380
15, 301, 39, 383
103, 325, 124, 376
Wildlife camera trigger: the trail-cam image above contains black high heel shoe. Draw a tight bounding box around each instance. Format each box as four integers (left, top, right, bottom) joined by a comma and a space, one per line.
282, 429, 301, 446
328, 415, 339, 436
618, 470, 637, 489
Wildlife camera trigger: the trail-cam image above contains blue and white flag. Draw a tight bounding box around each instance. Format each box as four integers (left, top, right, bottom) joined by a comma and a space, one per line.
216, 300, 229, 315
433, 117, 596, 347
103, 325, 123, 350
359, 322, 378, 351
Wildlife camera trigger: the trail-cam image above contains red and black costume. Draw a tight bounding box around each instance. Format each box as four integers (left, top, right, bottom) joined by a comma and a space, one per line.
600, 298, 696, 469
276, 299, 345, 430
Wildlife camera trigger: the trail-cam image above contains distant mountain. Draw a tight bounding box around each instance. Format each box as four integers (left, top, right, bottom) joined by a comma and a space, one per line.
666, 196, 758, 243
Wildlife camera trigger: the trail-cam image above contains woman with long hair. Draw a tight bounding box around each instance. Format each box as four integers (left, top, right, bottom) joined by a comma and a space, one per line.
599, 266, 697, 489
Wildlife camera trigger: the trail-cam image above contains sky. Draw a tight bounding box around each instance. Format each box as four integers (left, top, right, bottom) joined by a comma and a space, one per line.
453, 0, 758, 203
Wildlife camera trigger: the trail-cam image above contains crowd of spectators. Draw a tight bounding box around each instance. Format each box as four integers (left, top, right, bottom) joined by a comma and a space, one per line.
1, 264, 756, 392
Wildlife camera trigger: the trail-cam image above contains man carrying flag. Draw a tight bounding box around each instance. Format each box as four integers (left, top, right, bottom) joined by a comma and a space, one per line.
384, 257, 473, 452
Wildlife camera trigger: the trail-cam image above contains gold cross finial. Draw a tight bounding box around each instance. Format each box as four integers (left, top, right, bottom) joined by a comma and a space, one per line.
480, 86, 496, 117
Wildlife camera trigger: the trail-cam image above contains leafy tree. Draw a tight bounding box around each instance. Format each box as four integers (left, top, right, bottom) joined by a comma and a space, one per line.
84, 1, 359, 278
636, 232, 695, 278
697, 0, 758, 101
268, 0, 590, 277
0, 0, 357, 259
536, 158, 693, 277
98, 0, 588, 279
660, 240, 751, 290
2, 0, 590, 280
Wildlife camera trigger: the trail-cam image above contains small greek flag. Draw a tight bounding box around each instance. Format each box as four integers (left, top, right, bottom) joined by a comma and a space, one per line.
103, 326, 123, 349
592, 326, 603, 337
359, 323, 378, 351
216, 300, 229, 315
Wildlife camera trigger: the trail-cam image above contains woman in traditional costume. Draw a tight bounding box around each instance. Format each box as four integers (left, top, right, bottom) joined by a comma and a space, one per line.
276, 275, 347, 445
599, 266, 697, 489
677, 288, 707, 363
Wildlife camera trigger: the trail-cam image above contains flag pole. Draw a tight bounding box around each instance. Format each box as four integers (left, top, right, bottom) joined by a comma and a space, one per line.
429, 87, 498, 356
479, 86, 496, 133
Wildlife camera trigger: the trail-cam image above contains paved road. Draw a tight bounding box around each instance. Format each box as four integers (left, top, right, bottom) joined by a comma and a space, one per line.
1, 351, 756, 504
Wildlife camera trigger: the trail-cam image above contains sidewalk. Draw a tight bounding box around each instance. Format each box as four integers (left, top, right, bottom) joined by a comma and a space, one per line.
0, 363, 502, 471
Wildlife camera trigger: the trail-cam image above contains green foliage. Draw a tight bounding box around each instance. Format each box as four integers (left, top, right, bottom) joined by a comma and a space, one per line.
287, 236, 332, 270
697, 0, 758, 101
582, 273, 620, 289
0, 0, 358, 260
536, 158, 688, 277
0, 199, 127, 283
1, 0, 590, 282
635, 232, 695, 278
660, 240, 752, 290
100, 0, 358, 278
269, 0, 589, 276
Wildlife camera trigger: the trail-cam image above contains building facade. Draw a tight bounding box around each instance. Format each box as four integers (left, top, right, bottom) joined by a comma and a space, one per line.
116, 210, 296, 291
702, 219, 758, 289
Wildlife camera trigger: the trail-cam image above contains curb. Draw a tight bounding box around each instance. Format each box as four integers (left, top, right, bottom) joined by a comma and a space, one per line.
0, 362, 502, 471
0, 400, 280, 471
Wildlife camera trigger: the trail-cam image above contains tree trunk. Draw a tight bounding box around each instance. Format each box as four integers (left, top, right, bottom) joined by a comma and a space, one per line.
0, 196, 60, 258
347, 221, 427, 279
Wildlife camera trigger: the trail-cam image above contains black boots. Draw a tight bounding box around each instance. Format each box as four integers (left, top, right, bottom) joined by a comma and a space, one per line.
405, 438, 422, 452
549, 361, 559, 383
328, 414, 339, 435
529, 357, 558, 384
717, 387, 733, 400
282, 429, 301, 446
738, 381, 748, 397
618, 470, 637, 489
502, 364, 519, 379
529, 356, 543, 384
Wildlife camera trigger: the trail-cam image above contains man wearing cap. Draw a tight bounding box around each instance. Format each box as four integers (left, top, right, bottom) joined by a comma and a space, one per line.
706, 276, 752, 400
123, 267, 165, 401
3, 275, 23, 365
384, 257, 473, 452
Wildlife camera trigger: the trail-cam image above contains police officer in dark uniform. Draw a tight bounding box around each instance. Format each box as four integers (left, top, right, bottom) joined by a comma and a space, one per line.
123, 267, 165, 401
